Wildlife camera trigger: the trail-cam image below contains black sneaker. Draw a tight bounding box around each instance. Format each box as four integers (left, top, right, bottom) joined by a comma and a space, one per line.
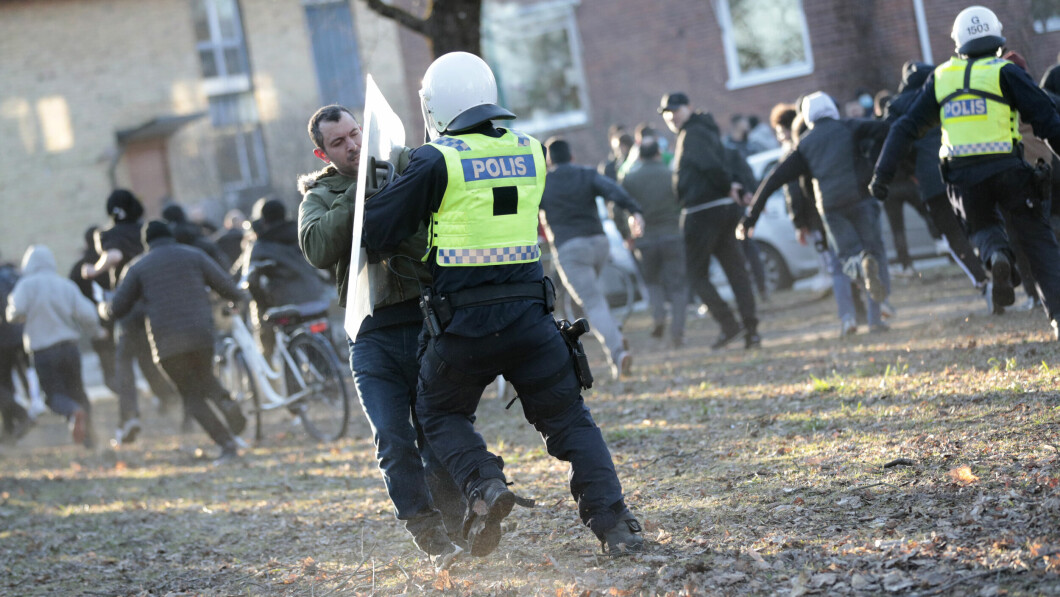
600, 512, 644, 557
744, 331, 761, 349
219, 399, 247, 436
989, 253, 1015, 310
650, 323, 665, 339
464, 479, 516, 557
710, 327, 743, 351
429, 540, 463, 572
212, 443, 241, 466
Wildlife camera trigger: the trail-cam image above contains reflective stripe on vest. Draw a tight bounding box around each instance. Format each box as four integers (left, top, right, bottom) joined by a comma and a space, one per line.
426, 129, 546, 267
934, 57, 1020, 158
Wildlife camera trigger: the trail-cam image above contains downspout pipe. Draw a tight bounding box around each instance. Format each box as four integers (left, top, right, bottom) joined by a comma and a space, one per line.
912, 0, 934, 64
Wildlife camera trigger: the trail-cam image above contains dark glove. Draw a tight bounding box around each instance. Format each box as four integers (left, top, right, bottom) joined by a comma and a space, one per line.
868, 176, 889, 201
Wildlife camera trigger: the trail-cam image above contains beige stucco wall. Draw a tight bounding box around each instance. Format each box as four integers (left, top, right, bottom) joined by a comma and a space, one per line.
0, 0, 409, 272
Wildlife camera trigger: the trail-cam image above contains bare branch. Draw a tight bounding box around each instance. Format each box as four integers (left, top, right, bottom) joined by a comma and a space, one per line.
365, 0, 429, 35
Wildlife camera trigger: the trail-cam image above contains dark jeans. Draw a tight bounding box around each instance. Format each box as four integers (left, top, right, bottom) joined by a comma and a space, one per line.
681, 202, 758, 335
0, 344, 29, 433
822, 199, 890, 327
741, 239, 768, 295
115, 316, 180, 424
348, 324, 465, 535
924, 193, 987, 285
32, 341, 90, 420
883, 178, 937, 268
415, 303, 627, 532
158, 348, 234, 448
948, 165, 1060, 320
635, 234, 688, 343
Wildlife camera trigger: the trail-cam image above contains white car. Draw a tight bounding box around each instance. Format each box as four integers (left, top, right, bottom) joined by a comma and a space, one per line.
742, 148, 939, 291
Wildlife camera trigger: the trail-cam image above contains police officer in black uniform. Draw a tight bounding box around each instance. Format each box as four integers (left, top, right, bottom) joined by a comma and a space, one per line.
870, 5, 1060, 340
361, 52, 643, 558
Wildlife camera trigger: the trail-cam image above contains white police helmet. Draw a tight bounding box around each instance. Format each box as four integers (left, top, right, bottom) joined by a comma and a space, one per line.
951, 6, 1005, 56
419, 52, 515, 141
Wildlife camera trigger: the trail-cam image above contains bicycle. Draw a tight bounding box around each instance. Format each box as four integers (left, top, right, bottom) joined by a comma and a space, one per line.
216, 288, 351, 443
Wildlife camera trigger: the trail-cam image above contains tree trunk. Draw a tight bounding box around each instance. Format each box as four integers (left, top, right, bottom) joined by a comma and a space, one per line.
364, 0, 482, 58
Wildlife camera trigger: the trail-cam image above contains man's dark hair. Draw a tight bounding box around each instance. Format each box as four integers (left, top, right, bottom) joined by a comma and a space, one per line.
544, 137, 572, 164
769, 103, 797, 130
639, 137, 661, 160
607, 124, 626, 140
308, 104, 356, 150
617, 133, 634, 150
635, 123, 657, 140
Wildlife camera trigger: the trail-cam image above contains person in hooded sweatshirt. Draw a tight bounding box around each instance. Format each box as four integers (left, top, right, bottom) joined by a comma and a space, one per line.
102, 221, 248, 465
739, 92, 892, 335
82, 189, 181, 445
6, 245, 100, 447
241, 197, 331, 358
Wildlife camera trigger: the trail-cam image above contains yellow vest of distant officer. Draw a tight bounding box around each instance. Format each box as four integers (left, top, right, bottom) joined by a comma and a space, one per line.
425, 129, 546, 266
934, 57, 1022, 159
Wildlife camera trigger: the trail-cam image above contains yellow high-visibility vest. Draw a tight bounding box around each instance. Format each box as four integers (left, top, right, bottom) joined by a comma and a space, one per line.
425, 129, 546, 266
934, 56, 1021, 158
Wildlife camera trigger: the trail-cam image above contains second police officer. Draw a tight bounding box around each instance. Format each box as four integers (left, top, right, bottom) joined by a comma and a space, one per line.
361, 52, 644, 558
871, 5, 1060, 340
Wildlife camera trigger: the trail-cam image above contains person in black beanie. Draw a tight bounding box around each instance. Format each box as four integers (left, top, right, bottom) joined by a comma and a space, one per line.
83, 189, 181, 445
102, 220, 249, 464
161, 203, 230, 270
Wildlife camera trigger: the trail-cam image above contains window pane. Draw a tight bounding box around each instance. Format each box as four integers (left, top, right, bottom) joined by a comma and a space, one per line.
223, 47, 246, 76
214, 0, 241, 41
192, 1, 211, 43
215, 131, 243, 185
199, 49, 218, 78
483, 1, 587, 132
1032, 0, 1060, 33
729, 0, 807, 74
304, 2, 365, 107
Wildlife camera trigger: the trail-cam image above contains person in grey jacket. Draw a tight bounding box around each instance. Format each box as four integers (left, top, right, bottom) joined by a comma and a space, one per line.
618, 130, 688, 348
740, 92, 892, 334
6, 245, 100, 447
102, 221, 248, 464
540, 137, 645, 379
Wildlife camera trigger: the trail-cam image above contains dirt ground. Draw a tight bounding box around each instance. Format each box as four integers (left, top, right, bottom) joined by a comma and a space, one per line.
2, 265, 1059, 596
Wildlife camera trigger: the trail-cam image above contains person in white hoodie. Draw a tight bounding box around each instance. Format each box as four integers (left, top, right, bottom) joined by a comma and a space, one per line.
6, 245, 100, 447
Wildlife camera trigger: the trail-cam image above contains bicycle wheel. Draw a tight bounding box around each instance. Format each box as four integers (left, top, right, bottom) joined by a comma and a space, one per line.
217, 348, 262, 442
287, 333, 350, 442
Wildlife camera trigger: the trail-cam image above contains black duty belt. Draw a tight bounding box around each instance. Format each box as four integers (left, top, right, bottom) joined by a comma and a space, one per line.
421, 278, 556, 337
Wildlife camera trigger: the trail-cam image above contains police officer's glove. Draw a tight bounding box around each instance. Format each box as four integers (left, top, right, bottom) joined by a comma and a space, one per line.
868, 176, 889, 201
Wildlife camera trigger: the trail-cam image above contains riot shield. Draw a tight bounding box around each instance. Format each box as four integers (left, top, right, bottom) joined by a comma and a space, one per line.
344, 74, 407, 340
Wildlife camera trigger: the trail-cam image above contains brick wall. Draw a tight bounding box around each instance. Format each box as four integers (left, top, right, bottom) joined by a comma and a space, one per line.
381, 0, 1059, 168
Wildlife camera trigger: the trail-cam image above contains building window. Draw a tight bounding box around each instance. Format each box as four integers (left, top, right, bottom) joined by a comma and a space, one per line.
191, 0, 268, 196
1032, 0, 1060, 33
715, 0, 814, 89
482, 0, 589, 134
304, 1, 366, 108
192, 0, 251, 95
209, 93, 268, 190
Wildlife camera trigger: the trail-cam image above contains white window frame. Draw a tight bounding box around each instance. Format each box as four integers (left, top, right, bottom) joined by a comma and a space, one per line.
1034, 16, 1060, 34
482, 0, 589, 134
715, 0, 815, 90
195, 0, 251, 96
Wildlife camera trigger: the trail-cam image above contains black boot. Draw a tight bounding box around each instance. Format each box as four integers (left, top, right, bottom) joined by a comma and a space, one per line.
989, 252, 1015, 310
218, 398, 246, 435
463, 479, 516, 557
599, 511, 644, 556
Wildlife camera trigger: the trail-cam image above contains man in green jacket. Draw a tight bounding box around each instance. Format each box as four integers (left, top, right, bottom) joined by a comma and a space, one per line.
297, 105, 466, 571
